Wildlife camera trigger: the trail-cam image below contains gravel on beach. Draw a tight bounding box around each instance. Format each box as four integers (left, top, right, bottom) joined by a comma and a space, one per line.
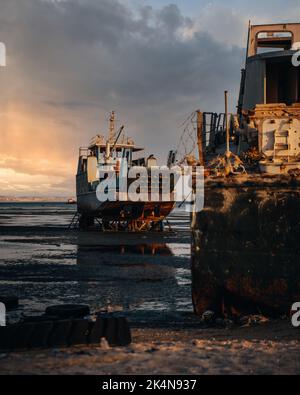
0, 320, 299, 375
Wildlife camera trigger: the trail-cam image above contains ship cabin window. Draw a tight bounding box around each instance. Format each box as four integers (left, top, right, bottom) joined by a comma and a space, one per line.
117, 149, 123, 159
82, 159, 87, 173
96, 147, 133, 165
256, 31, 293, 54
110, 148, 124, 162
122, 148, 132, 166
132, 158, 146, 167
266, 58, 300, 105
97, 148, 106, 164
90, 147, 97, 157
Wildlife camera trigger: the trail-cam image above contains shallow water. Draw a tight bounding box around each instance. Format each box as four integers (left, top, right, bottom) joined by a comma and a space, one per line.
0, 203, 193, 324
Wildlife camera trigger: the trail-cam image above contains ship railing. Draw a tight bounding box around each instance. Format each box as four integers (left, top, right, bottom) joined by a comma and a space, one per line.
201, 112, 227, 150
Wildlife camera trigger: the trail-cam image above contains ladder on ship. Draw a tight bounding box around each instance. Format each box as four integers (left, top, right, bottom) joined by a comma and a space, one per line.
68, 212, 80, 229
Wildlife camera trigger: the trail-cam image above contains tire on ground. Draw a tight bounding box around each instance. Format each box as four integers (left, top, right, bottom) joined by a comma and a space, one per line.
48, 320, 72, 347
116, 317, 132, 346
101, 314, 132, 347
105, 317, 120, 346
13, 323, 35, 350
28, 321, 53, 349
88, 318, 106, 344
23, 315, 59, 323
68, 319, 90, 346
0, 325, 18, 351
45, 304, 90, 319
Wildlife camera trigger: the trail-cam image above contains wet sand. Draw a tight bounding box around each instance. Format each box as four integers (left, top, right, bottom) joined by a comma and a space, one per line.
1, 321, 299, 375
0, 203, 192, 323
1, 203, 299, 375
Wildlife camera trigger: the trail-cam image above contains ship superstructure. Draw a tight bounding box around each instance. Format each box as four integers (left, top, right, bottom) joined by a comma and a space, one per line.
191, 23, 300, 318
237, 23, 300, 174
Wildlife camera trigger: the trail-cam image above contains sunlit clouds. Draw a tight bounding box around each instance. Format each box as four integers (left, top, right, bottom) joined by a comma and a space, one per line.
1, 0, 297, 196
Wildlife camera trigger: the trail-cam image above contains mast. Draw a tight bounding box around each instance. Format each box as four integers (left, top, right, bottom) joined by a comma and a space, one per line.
238, 21, 251, 118
224, 90, 232, 175
108, 111, 116, 143
225, 91, 230, 157
196, 110, 205, 166
245, 20, 251, 64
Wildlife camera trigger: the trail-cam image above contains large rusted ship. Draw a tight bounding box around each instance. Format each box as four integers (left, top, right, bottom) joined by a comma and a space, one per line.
76, 112, 175, 231
191, 23, 300, 317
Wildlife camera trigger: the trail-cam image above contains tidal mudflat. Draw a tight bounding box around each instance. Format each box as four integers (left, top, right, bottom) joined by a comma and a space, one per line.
0, 203, 192, 324
0, 202, 299, 375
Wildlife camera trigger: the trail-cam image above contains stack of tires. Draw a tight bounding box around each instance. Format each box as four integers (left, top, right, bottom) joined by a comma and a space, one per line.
0, 304, 131, 352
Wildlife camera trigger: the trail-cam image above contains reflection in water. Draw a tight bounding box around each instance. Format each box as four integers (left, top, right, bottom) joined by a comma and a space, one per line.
77, 244, 173, 256
77, 245, 176, 283
0, 204, 192, 323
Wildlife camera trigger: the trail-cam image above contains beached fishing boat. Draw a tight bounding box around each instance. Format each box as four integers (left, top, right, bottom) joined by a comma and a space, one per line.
76, 112, 175, 231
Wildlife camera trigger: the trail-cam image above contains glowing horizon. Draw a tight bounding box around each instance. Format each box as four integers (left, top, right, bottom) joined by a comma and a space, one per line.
1, 0, 298, 197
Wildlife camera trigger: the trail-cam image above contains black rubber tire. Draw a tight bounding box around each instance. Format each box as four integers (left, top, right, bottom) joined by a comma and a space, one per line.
105, 317, 119, 346
88, 318, 106, 344
116, 317, 132, 346
0, 325, 18, 351
13, 323, 35, 350
68, 319, 90, 346
98, 313, 132, 347
23, 315, 59, 323
0, 296, 19, 310
28, 321, 53, 349
48, 320, 72, 347
45, 304, 90, 319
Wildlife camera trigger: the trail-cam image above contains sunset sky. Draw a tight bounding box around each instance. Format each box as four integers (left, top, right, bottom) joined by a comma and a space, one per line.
0, 0, 299, 197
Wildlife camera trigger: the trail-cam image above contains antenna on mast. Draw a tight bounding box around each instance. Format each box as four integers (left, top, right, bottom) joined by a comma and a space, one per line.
245, 20, 251, 64
108, 111, 116, 143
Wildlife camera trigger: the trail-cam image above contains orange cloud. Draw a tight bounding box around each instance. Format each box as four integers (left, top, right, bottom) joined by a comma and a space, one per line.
0, 102, 77, 196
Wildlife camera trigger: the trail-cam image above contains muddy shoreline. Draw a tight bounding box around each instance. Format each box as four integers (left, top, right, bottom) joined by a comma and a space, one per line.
0, 204, 192, 323
1, 320, 299, 375
1, 203, 299, 375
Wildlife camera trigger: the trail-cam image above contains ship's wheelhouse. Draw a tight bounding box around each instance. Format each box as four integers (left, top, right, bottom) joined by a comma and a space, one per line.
242, 23, 300, 111
237, 23, 300, 174
243, 51, 300, 110
95, 146, 133, 167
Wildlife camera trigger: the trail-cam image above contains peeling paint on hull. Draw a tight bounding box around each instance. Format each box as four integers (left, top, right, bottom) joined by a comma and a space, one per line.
191, 175, 300, 317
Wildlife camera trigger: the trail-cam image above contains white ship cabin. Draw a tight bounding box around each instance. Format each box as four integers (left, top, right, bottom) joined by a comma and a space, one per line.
87, 134, 151, 168
77, 112, 158, 185
77, 135, 159, 185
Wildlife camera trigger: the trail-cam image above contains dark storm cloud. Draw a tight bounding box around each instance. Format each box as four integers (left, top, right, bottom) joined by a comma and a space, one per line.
0, 0, 245, 195
0, 0, 244, 109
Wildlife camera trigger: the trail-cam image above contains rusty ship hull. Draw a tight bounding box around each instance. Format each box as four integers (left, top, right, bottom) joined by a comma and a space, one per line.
192, 175, 300, 317
77, 191, 175, 225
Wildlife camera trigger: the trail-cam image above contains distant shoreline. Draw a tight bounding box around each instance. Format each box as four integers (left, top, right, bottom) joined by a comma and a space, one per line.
0, 197, 72, 203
